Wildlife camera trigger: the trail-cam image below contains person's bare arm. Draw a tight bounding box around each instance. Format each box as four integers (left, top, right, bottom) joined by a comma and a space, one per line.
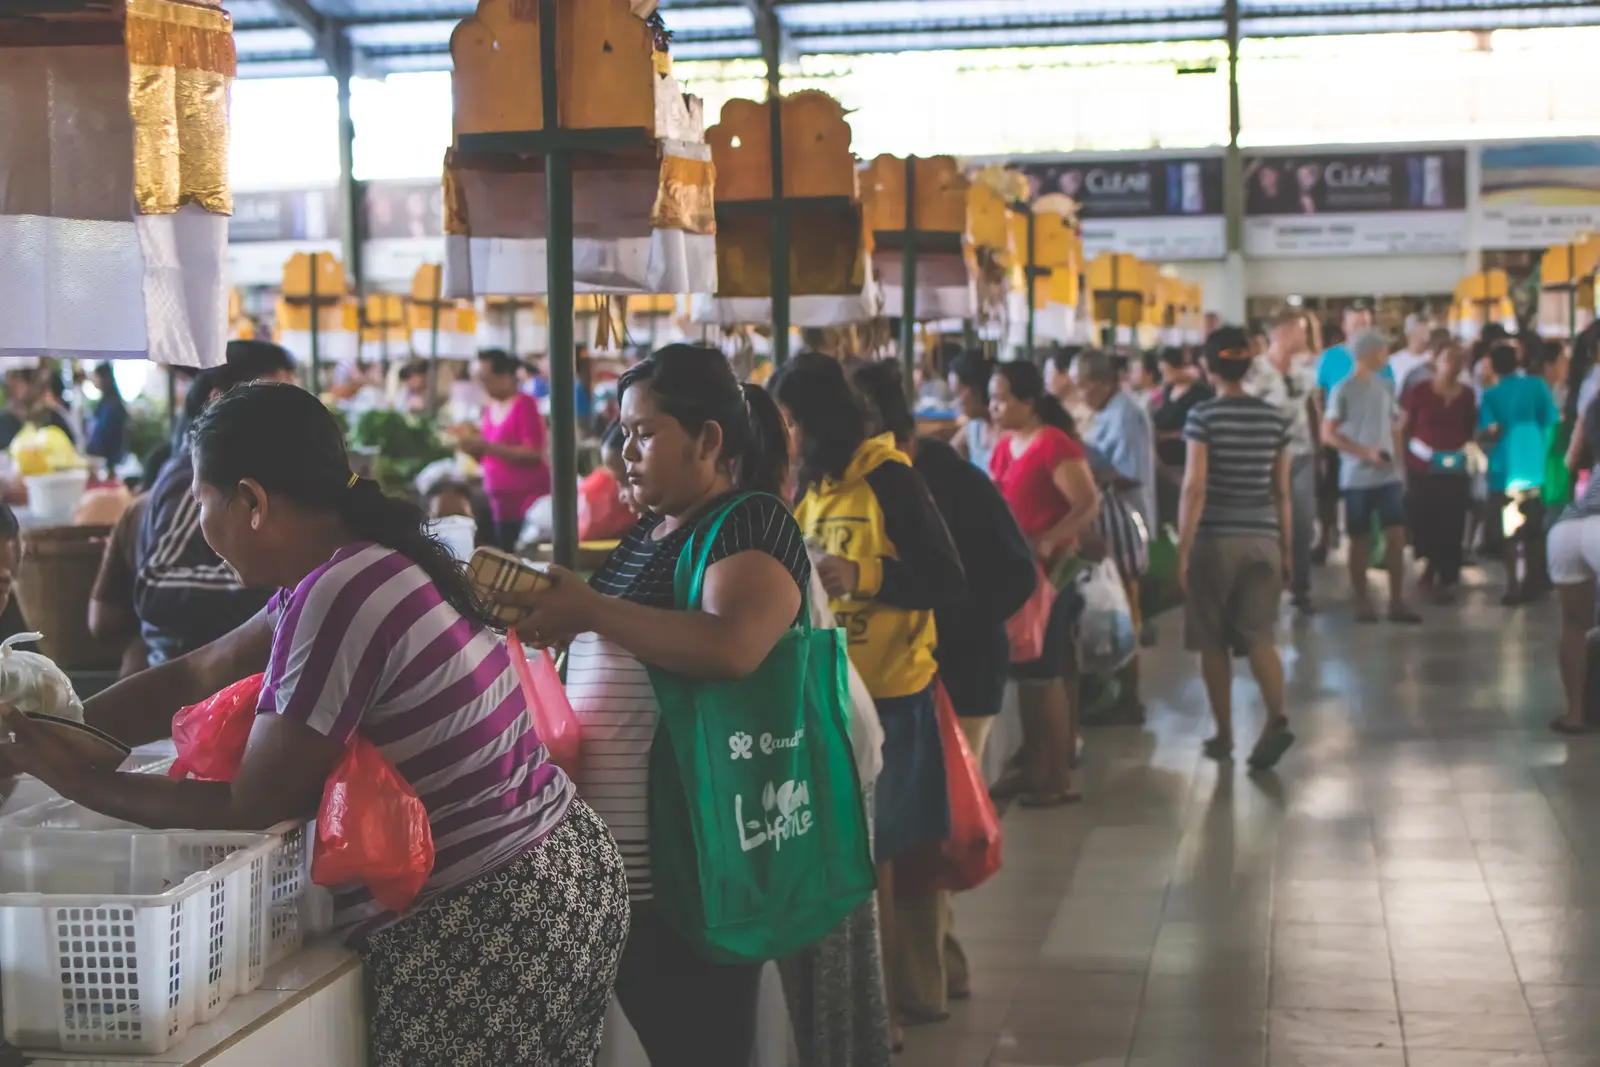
527, 551, 802, 682
1322, 415, 1380, 465
1177, 441, 1208, 591
480, 439, 544, 465
83, 610, 274, 746
1569, 407, 1589, 473
5, 708, 338, 832
1271, 448, 1293, 578
1035, 458, 1101, 558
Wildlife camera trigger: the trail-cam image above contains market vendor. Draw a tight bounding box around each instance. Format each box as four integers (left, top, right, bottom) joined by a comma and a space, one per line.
455, 348, 550, 551
1, 381, 627, 1067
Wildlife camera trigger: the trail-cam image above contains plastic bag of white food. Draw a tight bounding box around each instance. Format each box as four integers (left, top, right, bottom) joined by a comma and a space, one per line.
0, 633, 85, 721
1074, 560, 1136, 677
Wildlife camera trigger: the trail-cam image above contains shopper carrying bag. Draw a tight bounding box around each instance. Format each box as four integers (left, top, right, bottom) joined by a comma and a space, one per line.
647, 492, 876, 963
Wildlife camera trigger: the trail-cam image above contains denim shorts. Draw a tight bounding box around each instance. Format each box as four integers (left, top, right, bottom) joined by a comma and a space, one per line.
1344, 482, 1406, 535
873, 685, 951, 864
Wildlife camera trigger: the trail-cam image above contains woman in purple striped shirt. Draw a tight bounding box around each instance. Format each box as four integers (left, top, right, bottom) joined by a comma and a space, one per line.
2, 383, 627, 1067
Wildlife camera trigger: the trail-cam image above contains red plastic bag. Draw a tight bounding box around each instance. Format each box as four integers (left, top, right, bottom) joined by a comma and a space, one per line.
1005, 562, 1055, 664
311, 738, 435, 915
578, 468, 636, 541
168, 674, 265, 782
507, 631, 581, 777
896, 681, 1003, 894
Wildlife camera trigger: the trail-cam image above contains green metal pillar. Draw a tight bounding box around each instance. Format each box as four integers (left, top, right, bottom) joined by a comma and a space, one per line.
333, 34, 364, 308
900, 154, 918, 400
308, 251, 322, 396
1025, 211, 1037, 362
1222, 0, 1246, 323
542, 0, 579, 569
761, 6, 790, 365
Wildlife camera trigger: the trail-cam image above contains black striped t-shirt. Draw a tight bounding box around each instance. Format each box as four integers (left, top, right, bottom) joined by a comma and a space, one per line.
568, 491, 810, 899
1183, 395, 1291, 538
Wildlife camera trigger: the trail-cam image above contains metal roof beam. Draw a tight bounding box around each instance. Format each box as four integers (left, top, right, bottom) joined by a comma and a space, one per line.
265, 0, 380, 77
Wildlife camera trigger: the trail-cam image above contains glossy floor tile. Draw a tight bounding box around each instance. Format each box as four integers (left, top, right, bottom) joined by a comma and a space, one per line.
904, 566, 1598, 1067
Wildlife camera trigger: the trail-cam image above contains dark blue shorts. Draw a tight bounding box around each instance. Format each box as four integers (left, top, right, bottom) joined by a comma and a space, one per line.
873, 685, 950, 864
1344, 482, 1406, 536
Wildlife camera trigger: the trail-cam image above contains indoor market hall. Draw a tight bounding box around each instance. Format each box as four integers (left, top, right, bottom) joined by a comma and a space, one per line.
903, 566, 1598, 1067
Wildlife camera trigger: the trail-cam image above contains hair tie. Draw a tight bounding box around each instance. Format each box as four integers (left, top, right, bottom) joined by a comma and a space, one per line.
346, 473, 359, 490
1215, 346, 1253, 361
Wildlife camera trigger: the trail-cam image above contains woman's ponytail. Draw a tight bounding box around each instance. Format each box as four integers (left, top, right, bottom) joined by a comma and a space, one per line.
1033, 392, 1080, 440
738, 382, 790, 498
341, 478, 502, 631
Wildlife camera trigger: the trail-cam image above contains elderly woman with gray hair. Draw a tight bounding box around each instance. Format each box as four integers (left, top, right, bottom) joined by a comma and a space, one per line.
1072, 349, 1156, 717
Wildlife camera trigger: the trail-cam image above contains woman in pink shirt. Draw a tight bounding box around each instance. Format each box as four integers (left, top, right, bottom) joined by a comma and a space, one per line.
459, 349, 550, 549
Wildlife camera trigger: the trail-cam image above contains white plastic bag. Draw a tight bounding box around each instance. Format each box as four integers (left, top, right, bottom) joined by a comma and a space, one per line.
1075, 560, 1136, 677
0, 633, 84, 721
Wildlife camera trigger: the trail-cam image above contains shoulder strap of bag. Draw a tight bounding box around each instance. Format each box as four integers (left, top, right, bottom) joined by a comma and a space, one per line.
672, 492, 812, 631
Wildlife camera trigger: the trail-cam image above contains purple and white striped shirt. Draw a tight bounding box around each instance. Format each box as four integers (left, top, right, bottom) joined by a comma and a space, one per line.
259, 542, 575, 933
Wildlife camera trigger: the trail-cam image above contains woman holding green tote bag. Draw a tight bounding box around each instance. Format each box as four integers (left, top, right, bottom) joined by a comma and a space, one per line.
510, 345, 873, 1067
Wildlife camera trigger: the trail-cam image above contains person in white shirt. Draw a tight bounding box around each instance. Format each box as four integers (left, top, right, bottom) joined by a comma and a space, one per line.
1389, 314, 1435, 400
1247, 310, 1320, 612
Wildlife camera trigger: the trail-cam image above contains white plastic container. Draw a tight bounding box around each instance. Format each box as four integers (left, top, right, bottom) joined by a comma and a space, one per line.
23, 469, 90, 526
0, 828, 282, 1054
0, 800, 313, 968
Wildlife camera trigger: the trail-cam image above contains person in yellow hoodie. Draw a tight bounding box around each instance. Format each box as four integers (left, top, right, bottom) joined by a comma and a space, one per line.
771, 353, 967, 1036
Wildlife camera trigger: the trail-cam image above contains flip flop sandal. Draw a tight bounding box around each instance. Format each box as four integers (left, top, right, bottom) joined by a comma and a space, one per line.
1550, 718, 1593, 736
1387, 610, 1424, 624
989, 769, 1027, 802
1019, 790, 1083, 808
1247, 728, 1296, 772
1202, 736, 1233, 761
1355, 607, 1379, 624
898, 1008, 951, 1027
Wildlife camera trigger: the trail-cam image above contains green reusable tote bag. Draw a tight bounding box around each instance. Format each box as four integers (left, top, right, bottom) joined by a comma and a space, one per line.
646, 493, 876, 964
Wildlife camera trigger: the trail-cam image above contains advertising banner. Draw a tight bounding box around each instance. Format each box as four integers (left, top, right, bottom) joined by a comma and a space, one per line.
1479, 141, 1600, 250
1018, 158, 1225, 261
1243, 150, 1468, 257
229, 181, 443, 243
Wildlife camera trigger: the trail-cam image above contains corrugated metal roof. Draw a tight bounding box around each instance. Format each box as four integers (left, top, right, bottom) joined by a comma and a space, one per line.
230, 0, 1600, 77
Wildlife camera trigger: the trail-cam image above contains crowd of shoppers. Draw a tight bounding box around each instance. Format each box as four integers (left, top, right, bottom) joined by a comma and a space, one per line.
11, 304, 1599, 1067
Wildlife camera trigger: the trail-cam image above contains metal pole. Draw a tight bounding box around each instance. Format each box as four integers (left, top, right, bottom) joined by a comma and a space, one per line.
901, 155, 919, 401
333, 36, 364, 307
762, 8, 790, 365
427, 272, 442, 419
308, 251, 321, 395
1570, 245, 1578, 344
1025, 211, 1037, 362
1223, 0, 1245, 263
542, 0, 579, 569
509, 303, 519, 360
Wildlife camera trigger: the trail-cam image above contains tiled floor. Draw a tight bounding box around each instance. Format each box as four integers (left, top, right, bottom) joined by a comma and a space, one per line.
904, 566, 1600, 1067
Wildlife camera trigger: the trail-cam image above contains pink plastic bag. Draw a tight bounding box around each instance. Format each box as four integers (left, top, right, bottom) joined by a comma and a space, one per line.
507, 631, 581, 777
169, 674, 264, 782
1005, 562, 1055, 664
311, 738, 435, 915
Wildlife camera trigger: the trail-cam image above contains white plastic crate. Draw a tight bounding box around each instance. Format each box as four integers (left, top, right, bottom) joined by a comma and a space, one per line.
0, 800, 314, 967
0, 828, 283, 1055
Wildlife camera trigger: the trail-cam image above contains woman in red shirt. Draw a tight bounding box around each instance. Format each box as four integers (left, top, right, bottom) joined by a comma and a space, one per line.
1402, 342, 1476, 600
989, 362, 1101, 805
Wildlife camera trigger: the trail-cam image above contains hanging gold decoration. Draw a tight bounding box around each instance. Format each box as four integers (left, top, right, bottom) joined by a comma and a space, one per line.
126, 0, 235, 215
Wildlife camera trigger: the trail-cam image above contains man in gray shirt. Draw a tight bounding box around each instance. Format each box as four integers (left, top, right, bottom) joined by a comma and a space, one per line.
1324, 330, 1419, 624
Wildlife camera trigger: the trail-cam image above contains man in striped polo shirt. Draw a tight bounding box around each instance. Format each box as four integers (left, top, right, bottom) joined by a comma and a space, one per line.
1178, 326, 1296, 772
